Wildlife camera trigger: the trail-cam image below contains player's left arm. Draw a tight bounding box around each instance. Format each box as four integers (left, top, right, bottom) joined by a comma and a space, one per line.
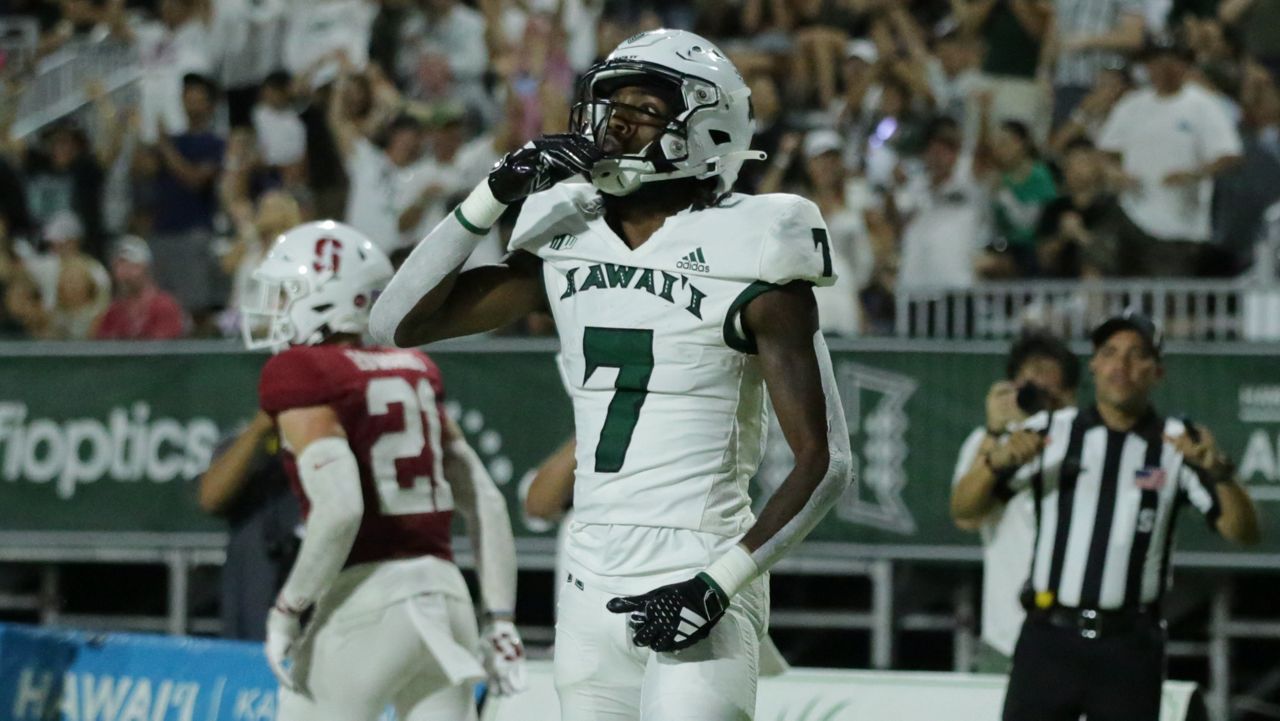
735, 281, 853, 570
266, 405, 363, 690
442, 414, 526, 695
443, 413, 519, 615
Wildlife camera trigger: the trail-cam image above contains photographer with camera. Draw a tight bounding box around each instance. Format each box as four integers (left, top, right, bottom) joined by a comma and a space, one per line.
950, 330, 1079, 672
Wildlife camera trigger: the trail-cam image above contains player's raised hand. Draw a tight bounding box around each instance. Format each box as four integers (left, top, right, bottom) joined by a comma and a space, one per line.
481, 619, 527, 695
265, 603, 305, 692
487, 133, 602, 204
607, 573, 728, 652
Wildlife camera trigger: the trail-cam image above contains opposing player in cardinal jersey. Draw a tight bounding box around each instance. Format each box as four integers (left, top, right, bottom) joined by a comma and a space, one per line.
241, 221, 525, 721
370, 29, 854, 721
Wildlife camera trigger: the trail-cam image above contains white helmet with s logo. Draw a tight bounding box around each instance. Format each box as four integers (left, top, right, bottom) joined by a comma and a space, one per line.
241, 220, 393, 352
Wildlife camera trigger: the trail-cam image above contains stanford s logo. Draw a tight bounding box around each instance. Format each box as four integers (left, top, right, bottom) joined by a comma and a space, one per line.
314, 237, 344, 275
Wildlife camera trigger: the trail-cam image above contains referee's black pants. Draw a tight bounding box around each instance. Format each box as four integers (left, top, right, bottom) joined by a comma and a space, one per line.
1002, 615, 1165, 721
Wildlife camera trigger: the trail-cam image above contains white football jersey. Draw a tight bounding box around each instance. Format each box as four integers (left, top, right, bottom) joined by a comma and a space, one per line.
510, 183, 834, 590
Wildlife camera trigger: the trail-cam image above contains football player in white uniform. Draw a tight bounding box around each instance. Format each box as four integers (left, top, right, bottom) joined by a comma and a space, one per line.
370, 30, 854, 721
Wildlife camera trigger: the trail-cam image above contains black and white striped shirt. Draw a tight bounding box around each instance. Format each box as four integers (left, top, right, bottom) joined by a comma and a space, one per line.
1011, 406, 1221, 610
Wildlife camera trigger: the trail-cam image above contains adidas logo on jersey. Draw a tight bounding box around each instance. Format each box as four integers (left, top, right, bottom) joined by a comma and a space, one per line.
676, 248, 710, 273
550, 233, 577, 251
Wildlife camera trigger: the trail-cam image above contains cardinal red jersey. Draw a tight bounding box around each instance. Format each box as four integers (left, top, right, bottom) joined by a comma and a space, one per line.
259, 344, 454, 568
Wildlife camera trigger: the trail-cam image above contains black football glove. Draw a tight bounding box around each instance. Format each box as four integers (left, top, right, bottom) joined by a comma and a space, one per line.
606, 573, 728, 652
487, 133, 602, 204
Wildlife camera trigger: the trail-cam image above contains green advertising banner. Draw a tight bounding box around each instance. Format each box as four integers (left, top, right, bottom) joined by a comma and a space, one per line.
1, 341, 1276, 564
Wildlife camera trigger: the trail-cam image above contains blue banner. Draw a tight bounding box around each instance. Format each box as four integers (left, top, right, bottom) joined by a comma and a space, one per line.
0, 622, 279, 721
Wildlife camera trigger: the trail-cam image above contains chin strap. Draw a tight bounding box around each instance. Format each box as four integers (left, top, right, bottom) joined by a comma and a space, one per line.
592, 149, 768, 196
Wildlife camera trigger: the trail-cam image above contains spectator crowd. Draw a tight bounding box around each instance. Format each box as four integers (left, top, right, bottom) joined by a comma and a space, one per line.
1, 0, 1279, 340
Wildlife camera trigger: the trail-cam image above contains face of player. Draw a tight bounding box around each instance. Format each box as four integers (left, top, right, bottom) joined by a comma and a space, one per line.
601, 86, 673, 157
1013, 355, 1073, 410
1090, 329, 1163, 413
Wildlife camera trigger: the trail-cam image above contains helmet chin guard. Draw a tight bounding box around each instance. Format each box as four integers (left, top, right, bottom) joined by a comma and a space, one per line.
571, 30, 767, 197
589, 148, 768, 196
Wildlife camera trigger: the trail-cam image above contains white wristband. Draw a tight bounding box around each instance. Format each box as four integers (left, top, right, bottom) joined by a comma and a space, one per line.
456, 181, 507, 233
702, 544, 758, 599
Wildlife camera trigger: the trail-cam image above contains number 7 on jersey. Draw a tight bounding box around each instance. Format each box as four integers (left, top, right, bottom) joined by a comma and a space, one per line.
583, 327, 654, 473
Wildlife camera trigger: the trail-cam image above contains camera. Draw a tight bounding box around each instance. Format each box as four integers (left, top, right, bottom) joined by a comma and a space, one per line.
1016, 382, 1051, 415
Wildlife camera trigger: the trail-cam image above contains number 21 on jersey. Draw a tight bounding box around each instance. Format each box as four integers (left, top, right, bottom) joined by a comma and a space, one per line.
366, 376, 453, 515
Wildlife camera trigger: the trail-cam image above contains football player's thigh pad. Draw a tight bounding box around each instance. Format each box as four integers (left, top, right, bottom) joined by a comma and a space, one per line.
555, 579, 646, 721
395, 668, 479, 721
637, 576, 768, 721
405, 592, 486, 688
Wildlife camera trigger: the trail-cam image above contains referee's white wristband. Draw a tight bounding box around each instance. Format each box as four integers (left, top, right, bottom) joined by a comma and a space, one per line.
455, 181, 507, 234
702, 544, 758, 599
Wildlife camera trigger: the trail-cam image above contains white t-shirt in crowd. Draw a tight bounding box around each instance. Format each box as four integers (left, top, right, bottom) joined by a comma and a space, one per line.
210, 0, 286, 89
396, 4, 487, 84
896, 154, 991, 290
813, 179, 877, 336
132, 18, 213, 142
952, 427, 1036, 657
252, 105, 307, 166
282, 0, 376, 86
343, 139, 446, 253
1097, 83, 1243, 242
499, 0, 602, 72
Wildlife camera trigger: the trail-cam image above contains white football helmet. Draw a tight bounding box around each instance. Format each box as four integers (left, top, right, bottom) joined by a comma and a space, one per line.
570, 29, 766, 196
241, 220, 393, 352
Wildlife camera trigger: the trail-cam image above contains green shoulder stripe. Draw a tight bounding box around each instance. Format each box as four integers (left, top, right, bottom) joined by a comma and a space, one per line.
722, 280, 781, 354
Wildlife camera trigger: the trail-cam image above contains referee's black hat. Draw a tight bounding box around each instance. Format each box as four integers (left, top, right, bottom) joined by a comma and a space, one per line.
1092, 311, 1163, 358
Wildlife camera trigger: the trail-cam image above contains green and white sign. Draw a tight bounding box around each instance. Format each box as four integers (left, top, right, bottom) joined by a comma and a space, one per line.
1, 342, 1276, 564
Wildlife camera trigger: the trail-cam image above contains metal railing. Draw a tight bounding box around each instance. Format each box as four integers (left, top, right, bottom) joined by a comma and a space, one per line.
894, 278, 1261, 340
894, 205, 1280, 342
7, 37, 141, 141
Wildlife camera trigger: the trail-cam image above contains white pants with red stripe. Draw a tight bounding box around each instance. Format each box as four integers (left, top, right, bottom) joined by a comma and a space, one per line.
553, 569, 769, 721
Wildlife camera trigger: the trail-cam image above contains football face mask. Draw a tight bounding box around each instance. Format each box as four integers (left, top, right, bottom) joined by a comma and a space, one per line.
567, 30, 765, 196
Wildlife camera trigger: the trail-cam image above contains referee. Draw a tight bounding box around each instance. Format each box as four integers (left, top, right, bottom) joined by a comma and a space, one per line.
952, 312, 1260, 721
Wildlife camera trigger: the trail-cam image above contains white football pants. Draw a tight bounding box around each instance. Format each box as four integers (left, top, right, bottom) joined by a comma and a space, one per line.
278, 591, 483, 721
553, 570, 769, 721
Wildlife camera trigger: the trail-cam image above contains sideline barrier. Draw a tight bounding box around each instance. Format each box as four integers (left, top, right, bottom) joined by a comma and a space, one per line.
483, 660, 1203, 721
0, 623, 413, 721
0, 623, 1200, 721
1, 339, 1278, 564
0, 622, 279, 721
